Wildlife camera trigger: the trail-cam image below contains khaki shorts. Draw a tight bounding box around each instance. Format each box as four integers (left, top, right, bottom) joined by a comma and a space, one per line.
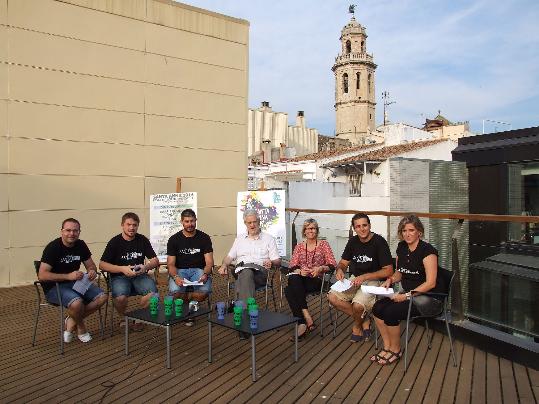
329, 277, 381, 313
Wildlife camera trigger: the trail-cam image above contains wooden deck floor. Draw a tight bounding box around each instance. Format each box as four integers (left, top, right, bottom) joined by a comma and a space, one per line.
1, 275, 538, 404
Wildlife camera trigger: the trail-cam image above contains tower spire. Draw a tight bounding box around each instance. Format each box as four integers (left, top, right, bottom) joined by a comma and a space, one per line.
332, 10, 377, 145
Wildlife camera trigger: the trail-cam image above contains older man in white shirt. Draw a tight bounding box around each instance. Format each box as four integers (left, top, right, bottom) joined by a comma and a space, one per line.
218, 209, 281, 304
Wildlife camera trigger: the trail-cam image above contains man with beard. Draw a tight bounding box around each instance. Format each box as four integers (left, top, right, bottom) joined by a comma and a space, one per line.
167, 209, 214, 319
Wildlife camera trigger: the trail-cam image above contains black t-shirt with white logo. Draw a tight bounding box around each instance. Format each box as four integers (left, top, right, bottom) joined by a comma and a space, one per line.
167, 230, 213, 269
40, 237, 92, 293
341, 233, 392, 276
101, 233, 157, 278
396, 239, 438, 292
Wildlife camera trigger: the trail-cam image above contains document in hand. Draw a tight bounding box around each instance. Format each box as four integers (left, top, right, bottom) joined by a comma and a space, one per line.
182, 279, 204, 286
360, 285, 395, 296
72, 273, 92, 295
330, 279, 353, 293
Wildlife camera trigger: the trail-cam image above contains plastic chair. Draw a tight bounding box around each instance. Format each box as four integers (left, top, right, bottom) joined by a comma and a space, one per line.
279, 266, 336, 337
32, 261, 65, 354
226, 264, 277, 310
403, 267, 458, 371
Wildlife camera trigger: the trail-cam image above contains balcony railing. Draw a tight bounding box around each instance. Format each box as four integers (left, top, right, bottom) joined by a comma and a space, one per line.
334, 52, 374, 64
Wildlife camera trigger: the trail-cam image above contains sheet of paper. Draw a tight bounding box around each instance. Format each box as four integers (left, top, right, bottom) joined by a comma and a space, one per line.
182, 279, 204, 286
330, 279, 353, 293
286, 272, 300, 277
234, 265, 264, 274
72, 273, 92, 295
360, 285, 395, 296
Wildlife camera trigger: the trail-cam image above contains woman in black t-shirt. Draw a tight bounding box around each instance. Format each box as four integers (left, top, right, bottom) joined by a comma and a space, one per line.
371, 215, 439, 365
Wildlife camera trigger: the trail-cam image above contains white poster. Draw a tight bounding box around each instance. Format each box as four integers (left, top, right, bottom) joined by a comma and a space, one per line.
150, 192, 197, 262
236, 190, 286, 256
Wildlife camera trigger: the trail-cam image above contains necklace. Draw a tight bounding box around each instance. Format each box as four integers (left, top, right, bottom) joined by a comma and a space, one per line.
305, 240, 318, 268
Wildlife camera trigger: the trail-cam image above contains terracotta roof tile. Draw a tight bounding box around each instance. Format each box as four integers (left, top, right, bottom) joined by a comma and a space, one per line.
324, 139, 448, 166
288, 143, 378, 162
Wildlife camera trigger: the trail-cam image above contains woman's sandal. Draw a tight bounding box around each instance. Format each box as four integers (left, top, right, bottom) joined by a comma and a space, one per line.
377, 350, 402, 366
370, 349, 389, 362
289, 324, 309, 342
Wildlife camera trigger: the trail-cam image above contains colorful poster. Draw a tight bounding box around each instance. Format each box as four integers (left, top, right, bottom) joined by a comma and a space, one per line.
150, 192, 197, 262
237, 190, 286, 256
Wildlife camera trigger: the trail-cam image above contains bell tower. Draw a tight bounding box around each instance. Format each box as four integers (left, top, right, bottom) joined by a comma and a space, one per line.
332, 7, 377, 144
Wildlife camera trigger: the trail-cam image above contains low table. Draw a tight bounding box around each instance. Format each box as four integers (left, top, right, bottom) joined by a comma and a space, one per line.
125, 304, 211, 368
208, 310, 299, 381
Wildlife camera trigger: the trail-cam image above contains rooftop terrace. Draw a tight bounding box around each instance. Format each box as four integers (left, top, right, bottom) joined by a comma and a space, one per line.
2, 274, 538, 403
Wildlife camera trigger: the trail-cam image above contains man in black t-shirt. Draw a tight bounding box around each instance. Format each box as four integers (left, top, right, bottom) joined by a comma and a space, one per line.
328, 213, 393, 343
39, 218, 108, 343
99, 212, 160, 324
167, 209, 214, 305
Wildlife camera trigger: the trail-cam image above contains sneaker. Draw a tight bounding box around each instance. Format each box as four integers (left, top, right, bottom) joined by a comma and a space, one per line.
77, 332, 92, 343
63, 316, 74, 343
183, 319, 195, 327
63, 331, 74, 343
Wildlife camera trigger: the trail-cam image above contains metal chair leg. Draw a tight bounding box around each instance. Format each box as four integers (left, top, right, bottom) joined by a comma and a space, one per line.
59, 301, 64, 355
445, 312, 458, 367
319, 292, 324, 337
404, 300, 413, 372
32, 285, 41, 347
426, 319, 432, 349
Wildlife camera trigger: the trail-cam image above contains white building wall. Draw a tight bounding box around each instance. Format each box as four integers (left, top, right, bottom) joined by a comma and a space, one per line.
381, 123, 434, 146
288, 181, 389, 258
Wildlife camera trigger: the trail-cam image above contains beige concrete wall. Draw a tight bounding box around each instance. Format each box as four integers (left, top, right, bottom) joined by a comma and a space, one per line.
0, 0, 249, 286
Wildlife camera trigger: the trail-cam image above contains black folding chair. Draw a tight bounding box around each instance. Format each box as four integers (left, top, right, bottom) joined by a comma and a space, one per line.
403, 267, 458, 371
32, 261, 65, 354
102, 268, 160, 336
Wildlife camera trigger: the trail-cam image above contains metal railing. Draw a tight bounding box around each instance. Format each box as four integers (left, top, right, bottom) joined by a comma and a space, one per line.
286, 208, 539, 339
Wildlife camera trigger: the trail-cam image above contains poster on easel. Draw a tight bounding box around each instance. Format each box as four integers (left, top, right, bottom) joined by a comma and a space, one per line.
236, 190, 286, 256
150, 192, 197, 262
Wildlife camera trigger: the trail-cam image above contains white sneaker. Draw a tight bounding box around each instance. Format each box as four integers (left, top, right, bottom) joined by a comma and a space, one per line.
77, 332, 92, 343
63, 331, 74, 343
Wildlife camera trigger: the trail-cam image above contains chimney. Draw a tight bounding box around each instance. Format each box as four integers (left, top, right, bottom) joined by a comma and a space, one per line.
296, 110, 305, 127
260, 101, 271, 111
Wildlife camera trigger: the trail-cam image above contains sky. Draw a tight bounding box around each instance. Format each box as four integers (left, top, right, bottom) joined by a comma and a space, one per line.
182, 0, 539, 136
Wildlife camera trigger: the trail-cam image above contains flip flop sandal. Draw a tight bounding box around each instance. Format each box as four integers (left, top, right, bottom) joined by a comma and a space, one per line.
289, 324, 308, 342
306, 323, 317, 332
362, 329, 372, 341
350, 333, 364, 343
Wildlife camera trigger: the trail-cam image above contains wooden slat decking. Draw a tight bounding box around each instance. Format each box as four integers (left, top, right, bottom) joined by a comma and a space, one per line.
0, 275, 537, 404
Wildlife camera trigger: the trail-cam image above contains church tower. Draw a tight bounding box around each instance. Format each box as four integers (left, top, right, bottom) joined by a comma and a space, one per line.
332, 9, 377, 144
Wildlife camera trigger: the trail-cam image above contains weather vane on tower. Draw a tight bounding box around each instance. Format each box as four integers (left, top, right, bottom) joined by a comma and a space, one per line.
349, 4, 356, 14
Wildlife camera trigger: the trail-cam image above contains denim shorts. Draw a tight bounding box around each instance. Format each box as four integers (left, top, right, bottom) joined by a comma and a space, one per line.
45, 281, 105, 308
168, 268, 212, 295
110, 274, 158, 298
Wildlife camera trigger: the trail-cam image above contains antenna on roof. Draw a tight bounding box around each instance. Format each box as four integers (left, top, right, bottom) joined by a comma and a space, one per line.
382, 91, 396, 126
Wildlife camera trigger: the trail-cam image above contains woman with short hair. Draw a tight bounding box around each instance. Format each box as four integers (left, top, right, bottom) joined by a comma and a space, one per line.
284, 218, 336, 339
371, 214, 441, 365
